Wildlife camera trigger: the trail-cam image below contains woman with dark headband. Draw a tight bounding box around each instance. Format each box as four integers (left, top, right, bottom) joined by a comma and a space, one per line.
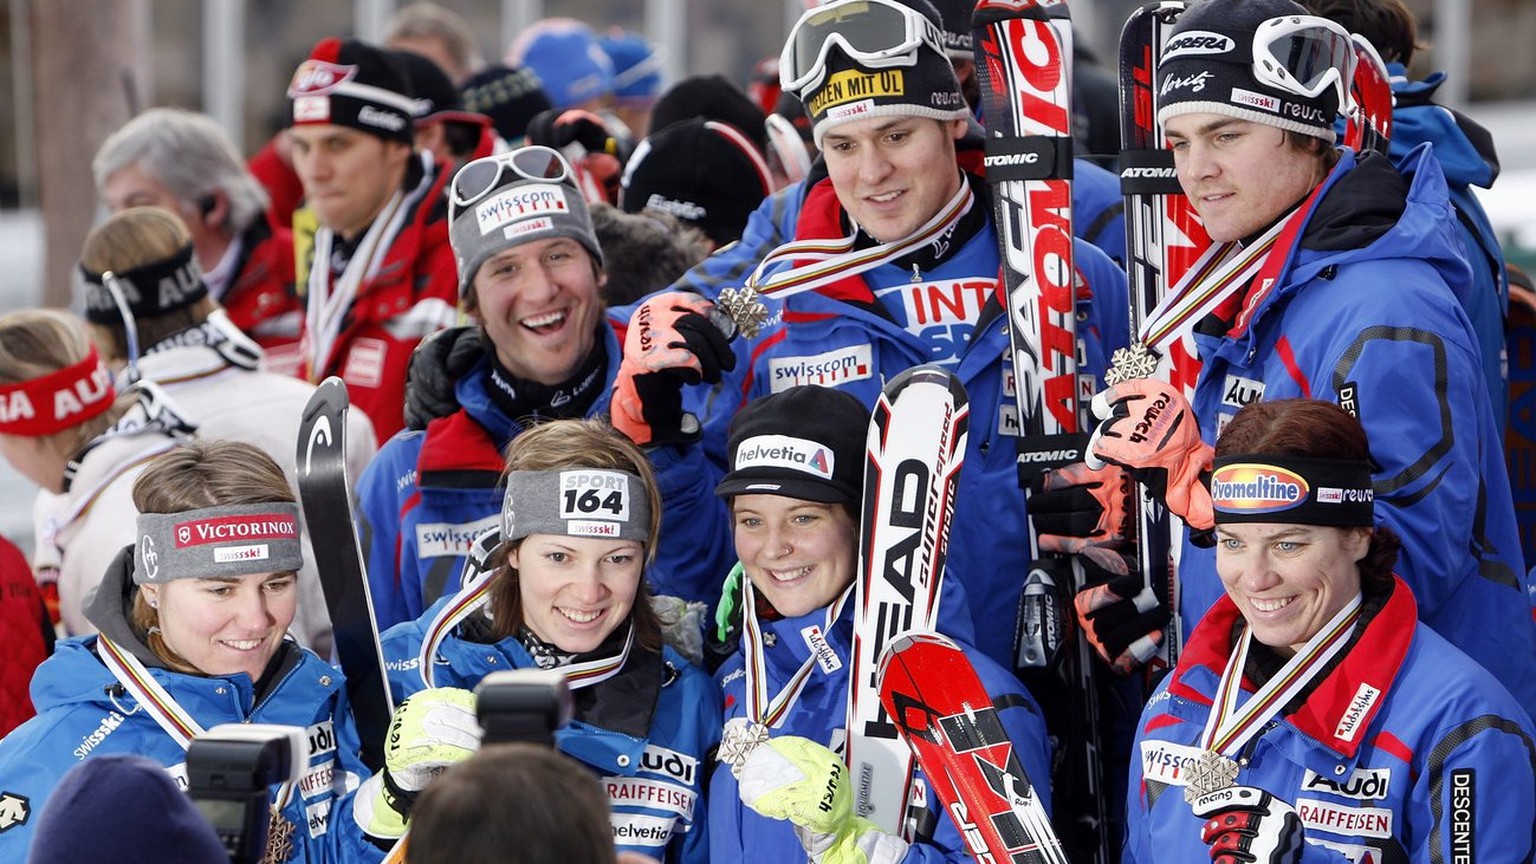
1124, 399, 1536, 864
368, 418, 720, 863
0, 307, 195, 636
0, 441, 381, 864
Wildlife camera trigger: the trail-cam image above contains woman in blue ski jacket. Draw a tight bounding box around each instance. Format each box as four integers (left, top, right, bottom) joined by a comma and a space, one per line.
0, 441, 381, 864
377, 418, 720, 864
706, 385, 1053, 864
1124, 399, 1536, 864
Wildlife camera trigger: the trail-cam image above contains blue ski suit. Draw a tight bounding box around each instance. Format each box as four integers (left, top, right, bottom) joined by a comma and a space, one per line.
1125, 576, 1536, 864
708, 579, 1052, 863
1178, 146, 1535, 716
354, 323, 733, 631
684, 175, 1129, 669
0, 550, 380, 864
380, 592, 722, 864
1387, 65, 1509, 430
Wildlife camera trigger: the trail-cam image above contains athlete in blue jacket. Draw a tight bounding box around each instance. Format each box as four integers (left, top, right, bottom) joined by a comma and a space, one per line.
0, 442, 380, 864
1124, 399, 1536, 864
355, 145, 731, 632
1087, 0, 1534, 715
376, 419, 721, 864
706, 386, 1052, 864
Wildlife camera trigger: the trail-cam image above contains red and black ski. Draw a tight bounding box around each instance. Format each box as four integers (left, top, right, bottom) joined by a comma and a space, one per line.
973, 3, 1110, 862
847, 365, 970, 838
880, 631, 1067, 864
296, 377, 394, 772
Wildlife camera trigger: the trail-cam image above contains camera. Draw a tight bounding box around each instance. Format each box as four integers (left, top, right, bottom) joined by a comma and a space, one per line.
474, 669, 573, 746
185, 723, 305, 864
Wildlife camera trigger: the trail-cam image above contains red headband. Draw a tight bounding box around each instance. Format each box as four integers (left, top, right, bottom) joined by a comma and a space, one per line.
0, 346, 116, 437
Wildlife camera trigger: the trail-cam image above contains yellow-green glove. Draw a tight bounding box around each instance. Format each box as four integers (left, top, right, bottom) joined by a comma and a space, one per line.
738, 735, 909, 864
353, 687, 482, 841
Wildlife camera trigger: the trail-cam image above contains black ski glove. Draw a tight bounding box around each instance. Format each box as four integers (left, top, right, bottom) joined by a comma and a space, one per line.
403, 326, 485, 431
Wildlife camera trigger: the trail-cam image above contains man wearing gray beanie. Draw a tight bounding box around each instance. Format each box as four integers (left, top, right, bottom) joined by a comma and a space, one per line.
353, 145, 735, 632
1088, 0, 1536, 728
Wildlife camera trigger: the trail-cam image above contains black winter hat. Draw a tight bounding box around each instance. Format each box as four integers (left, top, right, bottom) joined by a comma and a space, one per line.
717, 386, 869, 506
27, 754, 229, 864
390, 48, 490, 130
649, 74, 770, 152
460, 63, 555, 142
1157, 0, 1352, 142
620, 118, 774, 248
288, 37, 416, 145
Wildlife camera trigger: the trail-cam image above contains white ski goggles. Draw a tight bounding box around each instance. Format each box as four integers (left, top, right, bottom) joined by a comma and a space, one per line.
780, 0, 946, 95
1252, 14, 1355, 111
449, 145, 574, 217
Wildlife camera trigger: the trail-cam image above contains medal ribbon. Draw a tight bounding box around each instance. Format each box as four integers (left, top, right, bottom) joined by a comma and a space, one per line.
742, 176, 974, 304
418, 572, 632, 691
1199, 592, 1362, 758
1137, 179, 1328, 355
740, 578, 853, 729
97, 634, 297, 813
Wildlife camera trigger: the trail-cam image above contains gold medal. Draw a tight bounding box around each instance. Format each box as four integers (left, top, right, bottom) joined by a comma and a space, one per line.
263, 807, 297, 864
1105, 342, 1161, 385
1183, 749, 1240, 804
720, 718, 771, 778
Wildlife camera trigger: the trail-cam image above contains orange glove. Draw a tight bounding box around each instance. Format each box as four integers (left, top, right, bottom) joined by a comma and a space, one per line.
611, 292, 735, 447
1086, 379, 1214, 531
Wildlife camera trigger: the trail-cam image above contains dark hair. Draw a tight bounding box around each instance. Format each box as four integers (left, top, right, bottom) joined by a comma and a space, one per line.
406, 743, 614, 864
588, 203, 710, 306
1300, 0, 1420, 65
1215, 399, 1398, 586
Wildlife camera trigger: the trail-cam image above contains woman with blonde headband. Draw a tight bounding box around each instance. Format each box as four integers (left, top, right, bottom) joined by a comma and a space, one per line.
361, 418, 721, 863
0, 440, 383, 863
1124, 399, 1536, 864
0, 308, 195, 635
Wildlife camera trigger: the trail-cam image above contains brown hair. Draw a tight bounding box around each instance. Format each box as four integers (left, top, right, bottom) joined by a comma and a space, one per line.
1300, 0, 1421, 65
406, 743, 614, 864
79, 207, 218, 365
129, 440, 296, 671
487, 419, 662, 650
0, 308, 136, 471
1214, 399, 1399, 586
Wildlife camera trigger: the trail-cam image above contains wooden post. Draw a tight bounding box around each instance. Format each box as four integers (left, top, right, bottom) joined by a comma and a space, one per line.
29, 0, 149, 308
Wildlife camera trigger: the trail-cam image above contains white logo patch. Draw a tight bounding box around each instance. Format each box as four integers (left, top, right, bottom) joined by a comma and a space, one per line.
603, 777, 697, 820
610, 812, 680, 848
639, 744, 699, 786
733, 434, 834, 479
475, 183, 569, 235
213, 543, 269, 563
1162, 31, 1237, 60
1139, 740, 1203, 786
504, 216, 554, 240
1302, 766, 1391, 801
1296, 799, 1392, 839
801, 624, 843, 674
826, 99, 875, 121
1333, 683, 1381, 743
768, 344, 873, 391
1222, 374, 1264, 409
1231, 87, 1281, 113
559, 470, 631, 522
416, 516, 500, 559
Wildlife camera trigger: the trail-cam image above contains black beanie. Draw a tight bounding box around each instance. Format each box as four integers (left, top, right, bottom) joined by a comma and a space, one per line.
1157, 0, 1350, 143
460, 63, 555, 142
620, 118, 774, 248
288, 37, 416, 145
649, 74, 770, 153
716, 385, 870, 506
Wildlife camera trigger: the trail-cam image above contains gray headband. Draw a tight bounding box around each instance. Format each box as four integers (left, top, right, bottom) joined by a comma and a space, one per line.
501, 469, 651, 545
134, 503, 305, 584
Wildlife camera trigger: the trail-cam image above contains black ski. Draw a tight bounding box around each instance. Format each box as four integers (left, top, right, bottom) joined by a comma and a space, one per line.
296, 377, 394, 773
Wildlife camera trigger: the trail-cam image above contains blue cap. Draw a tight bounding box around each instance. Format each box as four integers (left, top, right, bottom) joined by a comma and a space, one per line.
600, 31, 664, 103
507, 18, 614, 109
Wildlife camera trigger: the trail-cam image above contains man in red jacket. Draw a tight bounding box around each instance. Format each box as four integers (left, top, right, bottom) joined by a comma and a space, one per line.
286, 37, 459, 438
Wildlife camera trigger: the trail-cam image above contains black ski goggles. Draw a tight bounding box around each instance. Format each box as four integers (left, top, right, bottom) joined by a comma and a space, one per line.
780, 0, 944, 95
1252, 15, 1355, 110
448, 145, 574, 218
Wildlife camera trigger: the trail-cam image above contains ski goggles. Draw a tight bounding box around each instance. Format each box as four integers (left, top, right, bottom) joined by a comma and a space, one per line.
449, 145, 575, 218
1252, 15, 1355, 111
780, 0, 946, 95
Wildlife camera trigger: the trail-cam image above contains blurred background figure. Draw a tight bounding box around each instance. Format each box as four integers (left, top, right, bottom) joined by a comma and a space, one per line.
600, 30, 666, 140
389, 47, 497, 170
384, 1, 485, 85
460, 63, 554, 147
0, 533, 49, 737
589, 203, 712, 306
93, 108, 301, 367
506, 18, 615, 113
620, 117, 774, 251
26, 754, 228, 864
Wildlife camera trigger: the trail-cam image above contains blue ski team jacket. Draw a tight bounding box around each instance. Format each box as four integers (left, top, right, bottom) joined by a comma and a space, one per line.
354, 320, 734, 632
1177, 145, 1536, 717
380, 599, 722, 864
1125, 577, 1536, 864
708, 580, 1053, 864
678, 175, 1129, 669
0, 637, 380, 864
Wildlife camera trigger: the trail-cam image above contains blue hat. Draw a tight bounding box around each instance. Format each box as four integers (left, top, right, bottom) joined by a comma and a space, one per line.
600, 31, 664, 104
506, 19, 614, 109
27, 754, 229, 864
